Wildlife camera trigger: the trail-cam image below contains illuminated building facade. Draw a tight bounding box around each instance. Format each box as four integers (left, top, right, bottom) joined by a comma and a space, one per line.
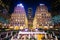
33, 4, 53, 29
10, 4, 28, 30
27, 8, 33, 29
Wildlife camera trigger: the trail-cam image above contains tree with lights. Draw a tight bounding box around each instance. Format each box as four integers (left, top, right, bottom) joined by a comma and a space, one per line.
52, 15, 60, 29
52, 15, 60, 24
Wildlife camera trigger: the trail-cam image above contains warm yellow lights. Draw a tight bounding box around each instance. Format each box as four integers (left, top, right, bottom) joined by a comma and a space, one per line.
16, 19, 18, 21
14, 26, 19, 30
50, 26, 53, 28
44, 26, 48, 30
9, 26, 13, 29
5, 29, 10, 31
37, 34, 44, 40
20, 26, 24, 30
39, 26, 43, 28
37, 24, 39, 27
10, 3, 53, 31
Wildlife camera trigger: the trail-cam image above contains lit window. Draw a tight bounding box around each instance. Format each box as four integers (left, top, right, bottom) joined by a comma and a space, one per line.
20, 26, 23, 29
45, 22, 48, 24
40, 17, 41, 18
22, 17, 24, 18
18, 20, 20, 21
40, 14, 41, 15
24, 24, 25, 26
16, 19, 18, 21
41, 9, 43, 11
37, 24, 39, 26
38, 17, 39, 18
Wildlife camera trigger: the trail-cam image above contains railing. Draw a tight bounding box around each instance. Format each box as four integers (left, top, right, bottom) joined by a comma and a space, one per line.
11, 31, 58, 40
0, 30, 19, 40
18, 31, 46, 34
11, 31, 46, 40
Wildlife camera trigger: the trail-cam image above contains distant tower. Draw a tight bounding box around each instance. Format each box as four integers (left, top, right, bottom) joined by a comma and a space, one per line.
28, 8, 33, 29
10, 4, 28, 30
33, 4, 52, 29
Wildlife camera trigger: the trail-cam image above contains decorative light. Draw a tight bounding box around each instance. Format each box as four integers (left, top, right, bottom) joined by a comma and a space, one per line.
25, 28, 28, 31
20, 26, 23, 30
50, 26, 53, 28
35, 28, 38, 31
44, 26, 48, 29
17, 3, 24, 7
40, 4, 45, 6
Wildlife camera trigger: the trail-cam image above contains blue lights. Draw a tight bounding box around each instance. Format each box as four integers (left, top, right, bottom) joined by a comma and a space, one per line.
17, 3, 24, 7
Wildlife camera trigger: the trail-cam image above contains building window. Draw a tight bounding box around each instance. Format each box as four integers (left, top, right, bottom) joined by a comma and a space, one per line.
18, 20, 20, 22
41, 9, 43, 11
45, 22, 48, 24
40, 17, 41, 18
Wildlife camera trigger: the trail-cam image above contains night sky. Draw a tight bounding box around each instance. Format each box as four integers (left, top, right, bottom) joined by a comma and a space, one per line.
9, 0, 51, 13
2, 0, 60, 16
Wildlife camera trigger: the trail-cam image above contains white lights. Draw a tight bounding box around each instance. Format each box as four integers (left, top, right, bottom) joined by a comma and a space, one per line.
40, 4, 45, 6
19, 32, 46, 34
50, 26, 53, 28
25, 28, 28, 31
35, 28, 38, 31
17, 3, 24, 7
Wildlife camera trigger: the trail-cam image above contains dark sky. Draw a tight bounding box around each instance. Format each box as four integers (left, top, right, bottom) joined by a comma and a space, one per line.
8, 0, 52, 17
2, 0, 60, 16
9, 0, 51, 12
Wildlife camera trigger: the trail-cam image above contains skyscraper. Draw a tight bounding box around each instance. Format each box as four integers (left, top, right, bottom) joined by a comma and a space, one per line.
33, 4, 53, 29
10, 4, 28, 30
28, 8, 33, 29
